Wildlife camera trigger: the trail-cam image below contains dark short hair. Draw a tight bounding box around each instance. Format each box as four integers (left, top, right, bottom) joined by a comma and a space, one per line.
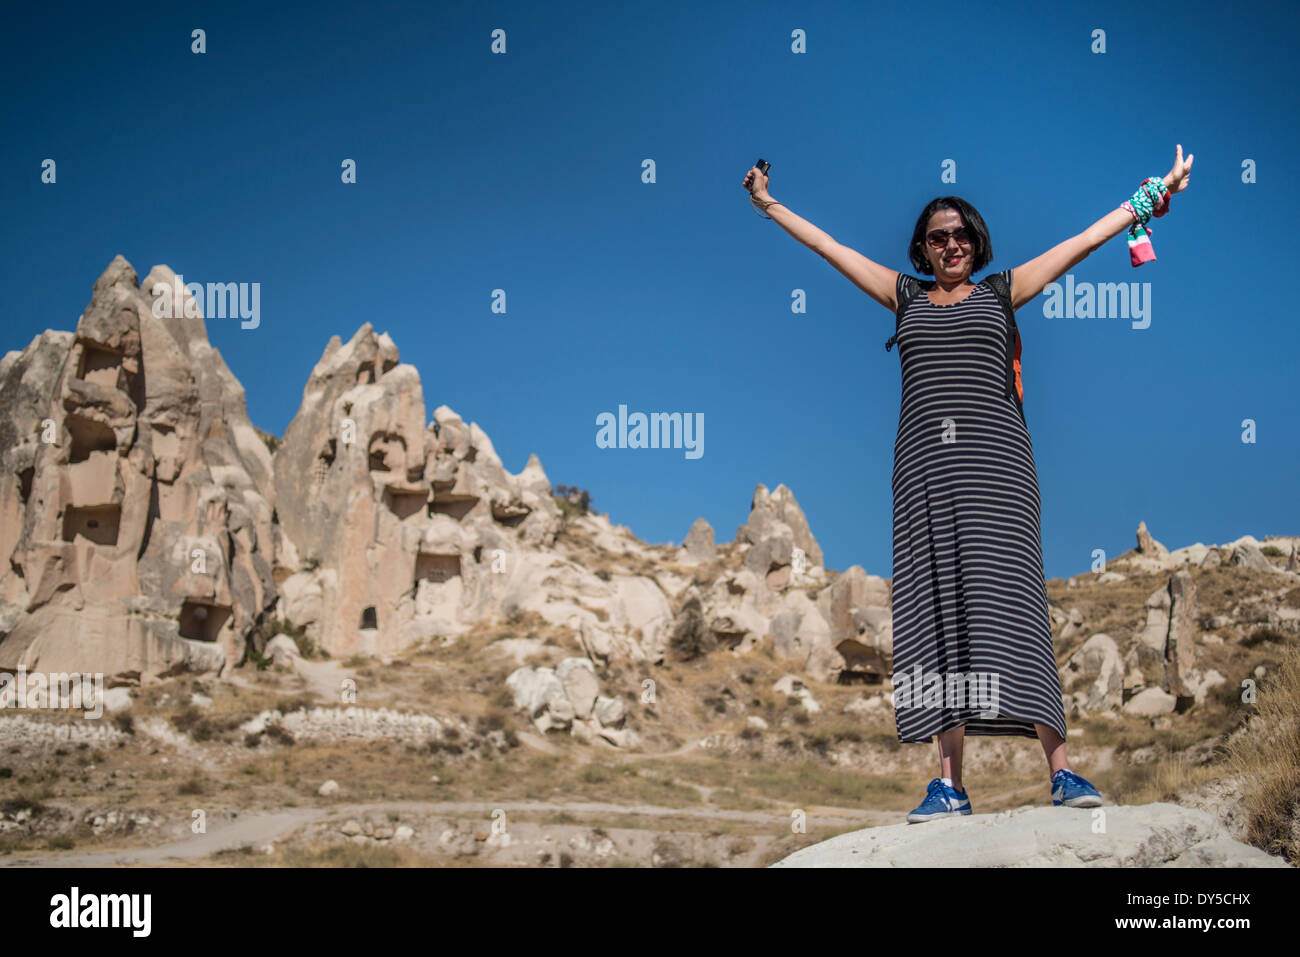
907, 196, 994, 274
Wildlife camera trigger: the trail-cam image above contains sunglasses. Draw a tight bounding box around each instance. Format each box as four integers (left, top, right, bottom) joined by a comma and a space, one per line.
926, 227, 973, 249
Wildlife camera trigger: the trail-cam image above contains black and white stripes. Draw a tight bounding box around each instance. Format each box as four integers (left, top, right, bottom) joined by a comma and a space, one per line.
889, 271, 1068, 742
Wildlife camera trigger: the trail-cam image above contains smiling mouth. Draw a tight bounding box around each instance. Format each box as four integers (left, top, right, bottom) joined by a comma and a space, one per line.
945, 256, 963, 265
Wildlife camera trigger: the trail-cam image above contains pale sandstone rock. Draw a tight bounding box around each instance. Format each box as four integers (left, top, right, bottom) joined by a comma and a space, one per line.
1114, 521, 1174, 574
1230, 541, 1275, 573
680, 518, 716, 561
270, 324, 561, 657
1124, 687, 1178, 716
1166, 570, 1198, 698
773, 674, 821, 713
1137, 520, 1168, 558
265, 634, 302, 665
736, 483, 824, 568
1062, 634, 1125, 713
593, 694, 626, 728
0, 256, 276, 679
771, 804, 1287, 868
556, 657, 600, 719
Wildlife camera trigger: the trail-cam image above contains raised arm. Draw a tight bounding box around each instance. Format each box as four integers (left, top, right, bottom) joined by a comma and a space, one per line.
1009, 145, 1194, 311
743, 166, 899, 312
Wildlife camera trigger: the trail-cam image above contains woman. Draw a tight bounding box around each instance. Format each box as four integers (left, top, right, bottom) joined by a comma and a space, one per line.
742, 146, 1193, 822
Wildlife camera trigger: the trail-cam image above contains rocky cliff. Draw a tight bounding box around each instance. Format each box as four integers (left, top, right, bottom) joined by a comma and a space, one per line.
2, 256, 1298, 736
0, 256, 276, 678
2, 257, 1297, 868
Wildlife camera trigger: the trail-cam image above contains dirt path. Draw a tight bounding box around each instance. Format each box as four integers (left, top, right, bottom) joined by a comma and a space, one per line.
2, 798, 897, 868
3, 809, 323, 868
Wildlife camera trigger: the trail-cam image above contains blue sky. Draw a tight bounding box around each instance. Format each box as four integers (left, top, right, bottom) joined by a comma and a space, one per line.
2, 0, 1296, 581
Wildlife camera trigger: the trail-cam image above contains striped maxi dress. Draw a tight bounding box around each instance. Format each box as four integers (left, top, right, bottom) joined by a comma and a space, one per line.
889, 270, 1068, 742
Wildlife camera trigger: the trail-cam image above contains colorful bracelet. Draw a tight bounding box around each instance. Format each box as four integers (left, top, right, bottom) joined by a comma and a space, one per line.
1120, 178, 1171, 267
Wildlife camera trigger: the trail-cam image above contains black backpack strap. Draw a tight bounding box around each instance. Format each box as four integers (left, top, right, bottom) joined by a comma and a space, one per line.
982, 269, 1024, 420
885, 273, 927, 351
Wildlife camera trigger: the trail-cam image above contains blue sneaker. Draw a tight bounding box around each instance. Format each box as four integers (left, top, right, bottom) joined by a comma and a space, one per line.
1051, 769, 1103, 808
906, 778, 972, 823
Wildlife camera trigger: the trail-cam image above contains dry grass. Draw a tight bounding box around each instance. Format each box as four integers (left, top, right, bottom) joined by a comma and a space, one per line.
210, 841, 441, 867
1223, 641, 1300, 863
6, 548, 1291, 866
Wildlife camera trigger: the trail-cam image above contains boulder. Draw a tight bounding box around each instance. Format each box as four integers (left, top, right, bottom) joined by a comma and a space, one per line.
1230, 541, 1274, 573
592, 694, 626, 728
681, 518, 716, 561
505, 666, 574, 731
770, 804, 1287, 867
1124, 687, 1177, 716
265, 634, 302, 665
1062, 634, 1125, 712
556, 657, 599, 719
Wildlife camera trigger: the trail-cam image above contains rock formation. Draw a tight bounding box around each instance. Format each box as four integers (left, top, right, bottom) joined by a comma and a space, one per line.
2, 259, 1296, 741
736, 483, 824, 584
0, 256, 276, 679
1063, 562, 1225, 718
505, 658, 636, 747
680, 518, 716, 562
770, 803, 1287, 867
271, 323, 563, 656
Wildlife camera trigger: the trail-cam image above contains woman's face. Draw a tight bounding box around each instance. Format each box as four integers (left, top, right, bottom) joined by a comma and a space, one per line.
925, 208, 974, 281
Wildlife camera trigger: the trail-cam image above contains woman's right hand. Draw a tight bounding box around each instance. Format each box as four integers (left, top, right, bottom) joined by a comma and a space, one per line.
742, 165, 770, 199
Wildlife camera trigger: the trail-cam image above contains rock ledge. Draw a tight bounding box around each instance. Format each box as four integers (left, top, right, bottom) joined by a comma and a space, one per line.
770, 803, 1288, 868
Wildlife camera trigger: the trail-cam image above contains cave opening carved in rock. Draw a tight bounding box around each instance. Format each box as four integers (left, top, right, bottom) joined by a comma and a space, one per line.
382, 485, 428, 520
430, 493, 478, 521
61, 504, 121, 546
76, 341, 129, 392
491, 503, 529, 528
367, 432, 405, 474
66, 414, 117, 464
179, 600, 232, 642
415, 552, 461, 585
834, 639, 887, 685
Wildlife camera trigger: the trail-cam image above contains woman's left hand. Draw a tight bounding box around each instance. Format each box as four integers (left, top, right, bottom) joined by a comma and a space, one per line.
1163, 143, 1194, 194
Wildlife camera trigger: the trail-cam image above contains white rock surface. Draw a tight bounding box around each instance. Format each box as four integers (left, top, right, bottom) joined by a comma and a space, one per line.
1124, 687, 1178, 715
771, 804, 1288, 868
